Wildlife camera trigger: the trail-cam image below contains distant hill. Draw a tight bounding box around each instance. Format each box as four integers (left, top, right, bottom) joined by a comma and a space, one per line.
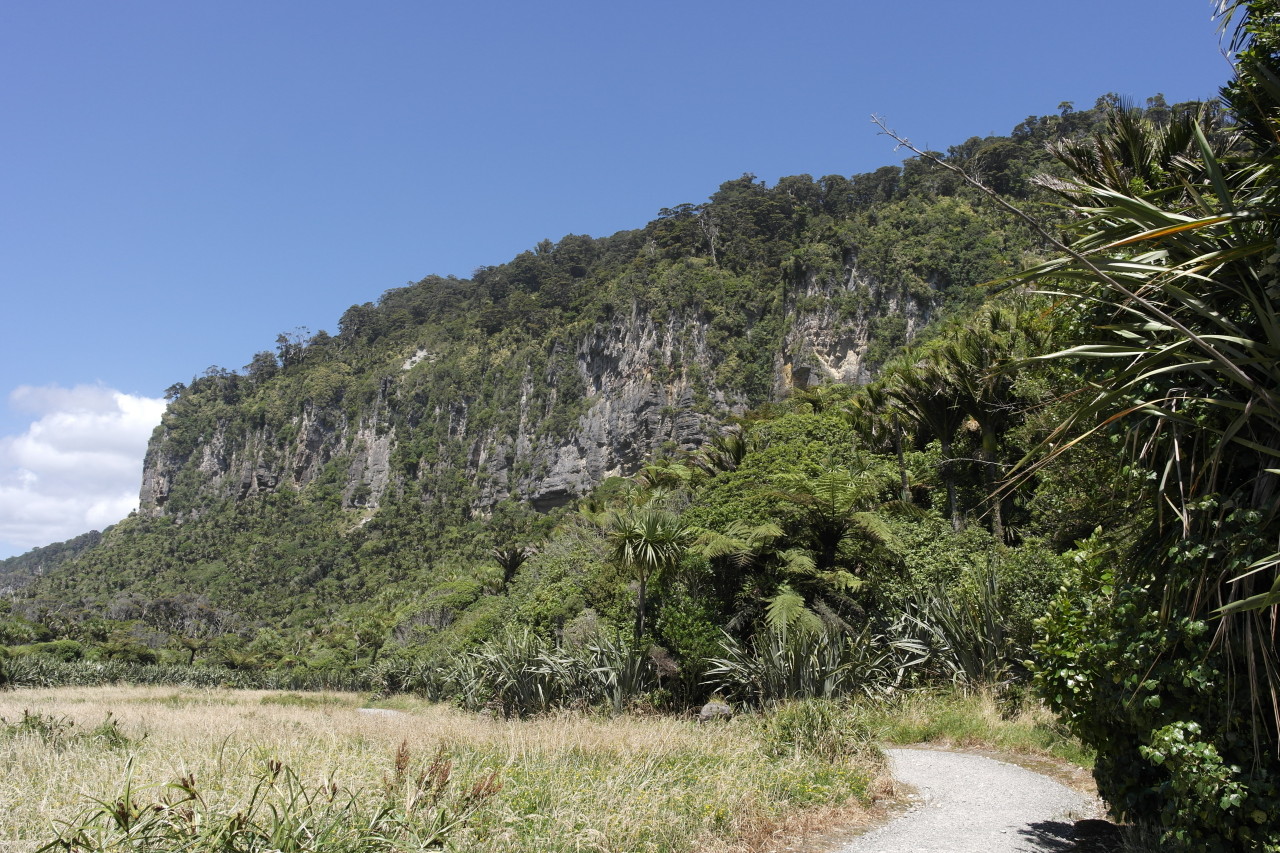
0, 529, 103, 595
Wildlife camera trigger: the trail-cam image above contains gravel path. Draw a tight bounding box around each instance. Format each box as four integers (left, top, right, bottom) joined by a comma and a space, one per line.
837, 748, 1107, 853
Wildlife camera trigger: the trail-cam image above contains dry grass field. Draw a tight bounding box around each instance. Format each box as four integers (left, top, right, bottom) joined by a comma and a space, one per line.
0, 686, 884, 853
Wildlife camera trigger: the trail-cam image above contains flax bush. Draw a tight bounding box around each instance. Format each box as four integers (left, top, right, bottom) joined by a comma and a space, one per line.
705, 625, 924, 706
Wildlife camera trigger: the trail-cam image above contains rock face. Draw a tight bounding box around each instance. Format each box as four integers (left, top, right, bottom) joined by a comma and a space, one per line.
138, 267, 930, 519
138, 408, 397, 515
518, 305, 740, 510
777, 266, 930, 393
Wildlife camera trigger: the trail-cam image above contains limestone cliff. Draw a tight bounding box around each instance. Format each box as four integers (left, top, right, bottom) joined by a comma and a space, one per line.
137, 263, 929, 520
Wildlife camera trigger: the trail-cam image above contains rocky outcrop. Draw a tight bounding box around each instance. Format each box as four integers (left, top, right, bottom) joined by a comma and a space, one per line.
519, 304, 743, 509
776, 267, 931, 395
139, 409, 397, 516
138, 265, 932, 519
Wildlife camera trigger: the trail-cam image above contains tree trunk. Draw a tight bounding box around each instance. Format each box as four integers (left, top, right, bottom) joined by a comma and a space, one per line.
940, 435, 962, 532
894, 421, 910, 503
634, 574, 648, 645
981, 424, 1004, 543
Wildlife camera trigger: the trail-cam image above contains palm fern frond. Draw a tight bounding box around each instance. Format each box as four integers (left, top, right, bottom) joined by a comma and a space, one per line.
764, 585, 823, 636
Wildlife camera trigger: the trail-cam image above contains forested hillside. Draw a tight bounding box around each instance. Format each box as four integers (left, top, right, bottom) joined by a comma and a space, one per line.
0, 530, 101, 598
4, 2, 1280, 844
0, 94, 1149, 638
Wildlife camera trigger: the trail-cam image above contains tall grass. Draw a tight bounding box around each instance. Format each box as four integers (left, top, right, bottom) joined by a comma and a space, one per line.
2, 655, 373, 692
36, 747, 500, 852
866, 688, 1094, 768
0, 686, 884, 853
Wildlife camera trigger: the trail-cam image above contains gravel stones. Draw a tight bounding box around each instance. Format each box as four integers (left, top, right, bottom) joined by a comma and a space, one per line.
838, 748, 1106, 853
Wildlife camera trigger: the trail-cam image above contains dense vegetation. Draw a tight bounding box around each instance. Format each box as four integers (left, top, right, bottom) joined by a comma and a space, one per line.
1, 92, 1147, 659
1010, 5, 1280, 848
0, 530, 100, 597
3, 2, 1279, 849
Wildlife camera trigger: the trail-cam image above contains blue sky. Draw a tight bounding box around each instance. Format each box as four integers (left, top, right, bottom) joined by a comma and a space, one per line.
0, 1, 1231, 556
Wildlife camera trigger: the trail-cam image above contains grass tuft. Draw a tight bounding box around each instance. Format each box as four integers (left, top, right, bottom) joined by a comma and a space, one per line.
259, 692, 354, 709
868, 688, 1093, 767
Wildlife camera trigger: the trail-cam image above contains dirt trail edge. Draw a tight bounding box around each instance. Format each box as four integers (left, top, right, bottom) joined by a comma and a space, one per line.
837, 747, 1106, 853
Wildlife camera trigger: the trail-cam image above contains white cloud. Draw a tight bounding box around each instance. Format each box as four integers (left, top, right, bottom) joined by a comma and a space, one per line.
0, 384, 166, 557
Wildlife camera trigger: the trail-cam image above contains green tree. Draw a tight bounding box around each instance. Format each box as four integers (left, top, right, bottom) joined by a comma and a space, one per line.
692, 426, 757, 477
935, 304, 1045, 543
690, 519, 818, 632
1002, 5, 1280, 845
771, 462, 911, 601
845, 375, 917, 503
888, 354, 967, 530
604, 502, 690, 644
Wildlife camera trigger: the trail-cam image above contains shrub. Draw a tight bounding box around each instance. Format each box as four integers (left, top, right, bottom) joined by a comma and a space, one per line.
1036, 540, 1280, 851
375, 630, 662, 715
1, 709, 74, 749
26, 640, 85, 662
705, 625, 924, 706
0, 655, 374, 692
899, 567, 1018, 687
83, 713, 133, 749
